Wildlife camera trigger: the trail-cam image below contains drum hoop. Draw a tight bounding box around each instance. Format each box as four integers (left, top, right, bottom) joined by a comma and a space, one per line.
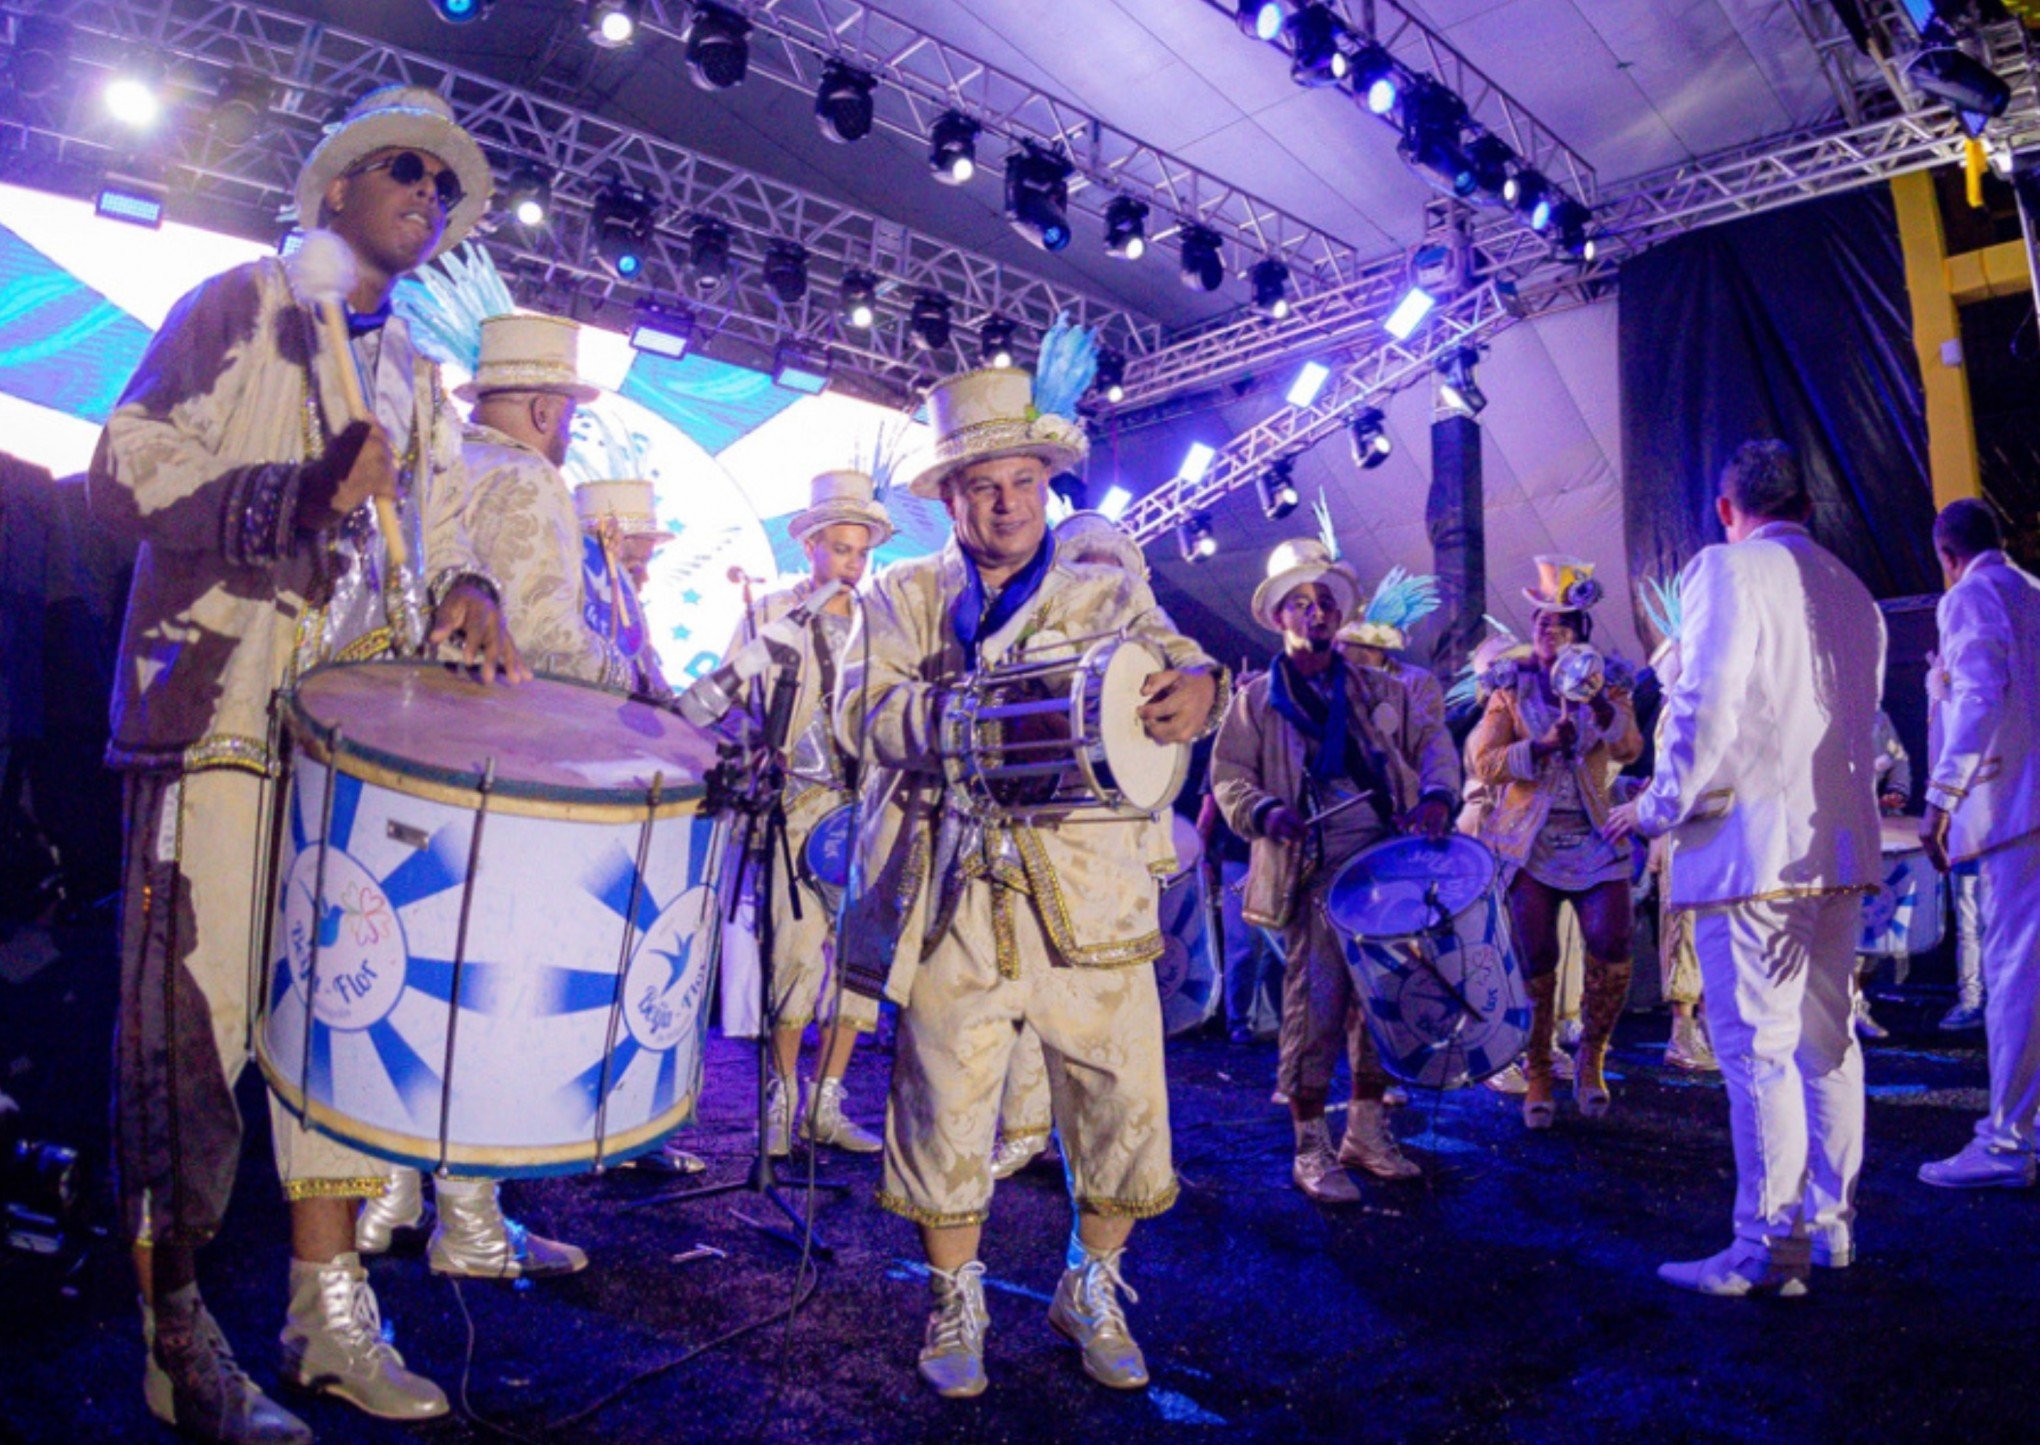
286, 662, 706, 821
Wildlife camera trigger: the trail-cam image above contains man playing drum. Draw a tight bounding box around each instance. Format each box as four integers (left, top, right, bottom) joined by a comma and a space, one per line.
837, 344, 1224, 1398
90, 86, 522, 1441
1211, 537, 1460, 1204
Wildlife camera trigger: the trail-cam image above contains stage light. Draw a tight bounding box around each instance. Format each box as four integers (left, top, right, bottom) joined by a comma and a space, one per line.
685, 3, 751, 90
96, 180, 165, 229
929, 111, 978, 185
1259, 458, 1300, 520
1179, 442, 1217, 483
628, 299, 694, 359
588, 0, 640, 47
1005, 143, 1074, 253
502, 166, 551, 227
1099, 485, 1133, 521
1178, 513, 1219, 563
1105, 196, 1149, 260
1349, 407, 1392, 468
1286, 361, 1330, 407
1504, 167, 1550, 227
1237, 0, 1284, 42
686, 217, 730, 295
839, 269, 878, 330
1436, 346, 1486, 416
1548, 198, 1596, 261
816, 61, 877, 143
1179, 225, 1225, 292
909, 291, 952, 350
1284, 4, 1350, 88
979, 316, 1017, 368
11, 19, 72, 100
1383, 285, 1434, 340
1907, 28, 2011, 135
590, 182, 653, 280
104, 65, 163, 129
1349, 42, 1398, 114
1250, 258, 1292, 319
1094, 348, 1127, 404
208, 71, 272, 145
427, 0, 489, 23
1465, 133, 1514, 198
762, 241, 808, 303
773, 340, 832, 394
1397, 77, 1475, 197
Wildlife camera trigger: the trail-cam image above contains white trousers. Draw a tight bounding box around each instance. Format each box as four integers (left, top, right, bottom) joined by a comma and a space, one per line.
1692, 892, 1864, 1252
1974, 835, 2040, 1152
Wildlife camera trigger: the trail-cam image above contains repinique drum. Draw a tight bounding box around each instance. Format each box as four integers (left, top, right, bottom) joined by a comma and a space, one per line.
1860, 817, 1947, 957
1326, 835, 1530, 1089
1154, 812, 1218, 1037
256, 662, 724, 1177
801, 803, 856, 917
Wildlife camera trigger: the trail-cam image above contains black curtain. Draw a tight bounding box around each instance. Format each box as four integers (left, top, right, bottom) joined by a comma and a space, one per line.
1426, 412, 1485, 674
1619, 187, 1940, 620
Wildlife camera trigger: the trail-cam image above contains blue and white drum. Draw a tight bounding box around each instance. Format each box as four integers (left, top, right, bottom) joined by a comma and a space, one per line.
1154, 812, 1219, 1037
1326, 835, 1530, 1090
257, 661, 724, 1178
800, 803, 856, 917
1860, 818, 1948, 957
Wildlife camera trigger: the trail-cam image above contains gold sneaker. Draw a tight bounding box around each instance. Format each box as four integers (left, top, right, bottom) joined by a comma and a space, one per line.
1047, 1248, 1149, 1391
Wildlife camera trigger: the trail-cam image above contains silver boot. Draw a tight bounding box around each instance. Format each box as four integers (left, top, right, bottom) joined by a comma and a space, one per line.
145, 1286, 312, 1445
1047, 1245, 1150, 1390
917, 1260, 990, 1399
279, 1252, 448, 1421
800, 1076, 883, 1154
764, 1074, 795, 1158
354, 1167, 425, 1256
428, 1175, 588, 1279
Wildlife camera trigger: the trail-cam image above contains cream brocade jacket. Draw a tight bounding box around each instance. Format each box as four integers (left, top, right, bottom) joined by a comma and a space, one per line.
836, 540, 1224, 1004
89, 257, 485, 775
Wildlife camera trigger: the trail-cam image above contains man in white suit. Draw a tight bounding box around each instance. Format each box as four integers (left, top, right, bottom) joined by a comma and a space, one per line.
1917, 499, 2040, 1190
1607, 440, 1884, 1297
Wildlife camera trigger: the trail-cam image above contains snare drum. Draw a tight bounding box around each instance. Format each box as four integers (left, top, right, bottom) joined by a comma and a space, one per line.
1154, 813, 1219, 1036
1326, 835, 1530, 1089
800, 803, 856, 917
256, 661, 725, 1177
942, 633, 1188, 821
1860, 817, 1947, 956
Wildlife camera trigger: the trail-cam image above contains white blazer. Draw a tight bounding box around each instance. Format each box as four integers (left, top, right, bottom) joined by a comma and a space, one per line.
1926, 550, 2040, 862
1637, 521, 1885, 908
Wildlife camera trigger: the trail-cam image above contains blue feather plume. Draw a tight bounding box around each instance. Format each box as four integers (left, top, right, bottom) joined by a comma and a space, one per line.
1639, 574, 1684, 645
1030, 313, 1098, 421
391, 242, 515, 374
1364, 566, 1441, 630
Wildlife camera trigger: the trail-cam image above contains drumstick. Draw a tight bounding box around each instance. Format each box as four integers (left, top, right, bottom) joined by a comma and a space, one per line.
1302, 791, 1377, 827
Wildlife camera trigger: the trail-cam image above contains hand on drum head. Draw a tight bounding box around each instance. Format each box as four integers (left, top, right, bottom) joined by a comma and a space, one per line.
1138, 667, 1218, 744
1920, 804, 1952, 874
429, 582, 533, 686
1397, 797, 1452, 841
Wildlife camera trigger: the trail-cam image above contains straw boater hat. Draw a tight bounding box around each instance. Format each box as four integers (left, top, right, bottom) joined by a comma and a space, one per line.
1250, 538, 1361, 634
453, 314, 602, 403
1523, 554, 1604, 612
789, 469, 894, 548
297, 85, 492, 260
1055, 509, 1148, 579
906, 367, 1090, 499
574, 480, 678, 549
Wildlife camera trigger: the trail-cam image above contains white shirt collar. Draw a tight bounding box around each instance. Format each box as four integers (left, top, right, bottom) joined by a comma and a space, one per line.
1747, 519, 1810, 543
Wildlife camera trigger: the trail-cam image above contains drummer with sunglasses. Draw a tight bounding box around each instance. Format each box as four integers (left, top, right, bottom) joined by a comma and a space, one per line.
1210, 538, 1460, 1205
90, 86, 521, 1443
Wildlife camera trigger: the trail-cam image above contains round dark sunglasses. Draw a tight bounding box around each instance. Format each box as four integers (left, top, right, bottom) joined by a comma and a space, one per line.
345, 150, 465, 211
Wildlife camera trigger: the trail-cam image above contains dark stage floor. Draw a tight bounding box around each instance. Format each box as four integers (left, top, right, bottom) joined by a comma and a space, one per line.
2, 917, 2035, 1445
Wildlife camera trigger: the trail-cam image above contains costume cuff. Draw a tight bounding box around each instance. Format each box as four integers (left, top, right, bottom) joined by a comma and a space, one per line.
221, 464, 303, 567
1193, 664, 1234, 742
428, 567, 502, 611
1926, 782, 1966, 813
1250, 796, 1281, 837
1505, 739, 1540, 783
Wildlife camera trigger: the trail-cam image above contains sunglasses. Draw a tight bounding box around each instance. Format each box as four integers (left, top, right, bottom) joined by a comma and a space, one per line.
345, 150, 465, 211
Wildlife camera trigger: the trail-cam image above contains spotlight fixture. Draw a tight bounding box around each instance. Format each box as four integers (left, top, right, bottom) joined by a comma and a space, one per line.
1349, 407, 1392, 468
1104, 196, 1149, 260
761, 241, 809, 303
1398, 77, 1475, 197
104, 62, 163, 130
1179, 224, 1225, 292
590, 181, 654, 280
1287, 361, 1330, 407
928, 111, 979, 185
1250, 258, 1292, 319
11, 18, 73, 100
909, 291, 952, 350
815, 61, 877, 143
1907, 24, 2012, 136
1178, 513, 1219, 563
684, 2, 751, 90
979, 316, 1017, 368
96, 177, 166, 229
207, 71, 273, 146
1436, 346, 1486, 416
1504, 167, 1550, 227
628, 299, 695, 359
1005, 143, 1074, 253
1094, 348, 1127, 405
1349, 42, 1399, 115
1179, 442, 1218, 483
1464, 133, 1515, 199
427, 0, 490, 22
686, 217, 731, 295
773, 340, 832, 394
1236, 0, 1284, 42
502, 165, 551, 227
1383, 285, 1435, 340
839, 269, 879, 330
587, 0, 641, 47
1259, 458, 1300, 520
1098, 485, 1133, 521
1547, 198, 1596, 262
1284, 4, 1351, 88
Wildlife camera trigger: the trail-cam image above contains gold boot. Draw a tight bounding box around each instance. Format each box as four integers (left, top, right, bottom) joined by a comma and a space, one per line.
1576, 958, 1632, 1119
1523, 972, 1558, 1130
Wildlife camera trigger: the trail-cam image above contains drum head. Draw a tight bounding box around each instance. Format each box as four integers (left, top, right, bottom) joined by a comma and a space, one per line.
803, 805, 856, 893
1325, 835, 1497, 940
291, 662, 719, 806
1164, 810, 1202, 886
1095, 640, 1184, 813
1879, 816, 1922, 855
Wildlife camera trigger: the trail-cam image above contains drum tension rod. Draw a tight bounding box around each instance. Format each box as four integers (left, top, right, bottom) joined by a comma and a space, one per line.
435, 757, 496, 1177
594, 771, 663, 1172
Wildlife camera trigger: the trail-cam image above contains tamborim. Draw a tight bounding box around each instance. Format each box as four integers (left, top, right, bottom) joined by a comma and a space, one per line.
1860, 817, 1947, 957
256, 661, 724, 1178
1326, 835, 1530, 1090
800, 803, 856, 917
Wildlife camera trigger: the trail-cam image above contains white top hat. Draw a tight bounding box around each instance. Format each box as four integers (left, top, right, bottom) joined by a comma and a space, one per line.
296, 85, 492, 260
789, 469, 894, 547
453, 314, 601, 403
1251, 539, 1361, 634
1054, 510, 1147, 580
904, 367, 1089, 500
573, 480, 677, 548
1523, 554, 1604, 612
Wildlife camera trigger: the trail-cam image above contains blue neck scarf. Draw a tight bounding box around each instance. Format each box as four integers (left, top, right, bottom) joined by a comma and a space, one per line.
951, 534, 1054, 659
345, 300, 392, 336
1270, 650, 1354, 785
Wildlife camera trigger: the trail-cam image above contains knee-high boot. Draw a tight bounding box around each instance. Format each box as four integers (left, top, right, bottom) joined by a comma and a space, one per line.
1523, 972, 1558, 1130
1575, 956, 1632, 1118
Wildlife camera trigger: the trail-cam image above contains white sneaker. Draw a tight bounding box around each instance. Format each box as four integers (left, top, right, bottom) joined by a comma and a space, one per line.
1853, 995, 1890, 1041
1485, 1060, 1530, 1095
1937, 1002, 1985, 1033
1665, 1016, 1720, 1073
1291, 1119, 1361, 1203
1657, 1241, 1809, 1298
917, 1262, 989, 1399
1338, 1100, 1421, 1180
1918, 1139, 2037, 1190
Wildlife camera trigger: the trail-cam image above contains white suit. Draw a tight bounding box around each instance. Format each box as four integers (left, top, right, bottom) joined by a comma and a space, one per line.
1925, 550, 2040, 1152
1638, 520, 1885, 1257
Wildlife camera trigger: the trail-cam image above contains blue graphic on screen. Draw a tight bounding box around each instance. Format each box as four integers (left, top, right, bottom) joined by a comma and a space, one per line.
0, 222, 154, 423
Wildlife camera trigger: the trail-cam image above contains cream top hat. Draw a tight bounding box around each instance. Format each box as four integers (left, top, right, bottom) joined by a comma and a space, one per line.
905, 367, 1089, 499
297, 85, 492, 260
1523, 555, 1604, 612
453, 314, 601, 403
1251, 539, 1361, 634
1338, 619, 1404, 652
1054, 510, 1147, 579
574, 480, 676, 547
788, 469, 895, 548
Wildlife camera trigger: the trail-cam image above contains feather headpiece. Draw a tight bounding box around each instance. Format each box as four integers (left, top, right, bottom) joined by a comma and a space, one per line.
1030, 313, 1099, 422
391, 242, 515, 373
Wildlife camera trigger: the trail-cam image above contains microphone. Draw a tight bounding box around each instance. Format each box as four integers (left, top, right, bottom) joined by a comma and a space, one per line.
676, 579, 847, 728
728, 565, 763, 585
